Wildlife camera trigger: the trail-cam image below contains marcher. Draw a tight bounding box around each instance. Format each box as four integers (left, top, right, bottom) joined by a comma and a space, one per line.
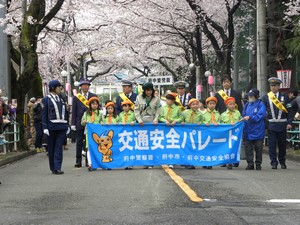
215, 75, 243, 168
120, 100, 136, 125
33, 96, 44, 153
182, 98, 202, 125
71, 78, 97, 168
262, 77, 293, 169
219, 97, 243, 169
199, 99, 206, 114
242, 88, 266, 170
42, 80, 70, 175
202, 96, 220, 169
81, 96, 102, 171
174, 81, 192, 111
115, 80, 138, 114
158, 93, 184, 169
102, 101, 119, 124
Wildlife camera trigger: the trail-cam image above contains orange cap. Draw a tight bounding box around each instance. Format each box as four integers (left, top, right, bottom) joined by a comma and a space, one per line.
121, 100, 132, 106
105, 102, 115, 108
188, 98, 200, 107
166, 92, 177, 100
224, 97, 236, 105
88, 96, 100, 105
206, 96, 218, 105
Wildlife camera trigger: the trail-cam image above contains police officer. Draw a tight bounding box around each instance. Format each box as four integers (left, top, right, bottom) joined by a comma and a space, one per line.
174, 81, 192, 110
262, 77, 293, 169
116, 80, 138, 114
71, 78, 97, 168
42, 80, 70, 174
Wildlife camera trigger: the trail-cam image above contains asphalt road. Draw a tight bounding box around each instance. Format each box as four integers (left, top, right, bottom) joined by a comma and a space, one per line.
1, 143, 300, 225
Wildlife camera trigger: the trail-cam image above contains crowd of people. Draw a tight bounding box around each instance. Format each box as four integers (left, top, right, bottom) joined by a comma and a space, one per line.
3, 74, 297, 176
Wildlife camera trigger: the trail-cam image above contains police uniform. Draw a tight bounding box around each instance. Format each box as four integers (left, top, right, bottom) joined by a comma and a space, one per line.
262, 77, 293, 169
174, 81, 192, 109
42, 80, 69, 174
71, 78, 96, 167
115, 80, 138, 114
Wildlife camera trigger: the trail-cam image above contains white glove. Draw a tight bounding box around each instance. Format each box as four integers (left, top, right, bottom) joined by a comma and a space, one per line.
43, 129, 49, 136
66, 127, 70, 135
71, 125, 76, 131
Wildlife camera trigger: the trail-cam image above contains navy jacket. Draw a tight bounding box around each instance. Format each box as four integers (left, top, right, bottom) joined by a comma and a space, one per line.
215, 89, 243, 114
242, 100, 266, 140
115, 92, 137, 114
42, 95, 69, 131
71, 92, 97, 130
262, 92, 293, 132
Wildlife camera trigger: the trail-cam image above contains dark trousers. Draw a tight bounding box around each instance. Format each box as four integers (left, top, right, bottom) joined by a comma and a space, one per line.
245, 139, 263, 166
75, 129, 85, 164
47, 130, 66, 171
268, 130, 287, 165
34, 122, 43, 148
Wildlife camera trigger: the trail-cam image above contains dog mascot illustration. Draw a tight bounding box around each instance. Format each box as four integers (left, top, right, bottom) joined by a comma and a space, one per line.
92, 130, 114, 162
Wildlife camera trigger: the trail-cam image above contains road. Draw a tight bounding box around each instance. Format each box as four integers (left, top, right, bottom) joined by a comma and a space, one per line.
1, 143, 300, 225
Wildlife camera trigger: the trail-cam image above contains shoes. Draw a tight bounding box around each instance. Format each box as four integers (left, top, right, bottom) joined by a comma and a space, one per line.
144, 166, 153, 169
280, 163, 287, 169
52, 170, 64, 175
245, 165, 254, 170
207, 166, 212, 169
74, 163, 82, 168
227, 164, 233, 170
124, 166, 133, 170
234, 163, 239, 167
88, 166, 92, 172
220, 164, 227, 167
202, 166, 207, 169
256, 165, 262, 170
271, 164, 277, 169
185, 166, 196, 169
82, 150, 86, 157
168, 165, 174, 169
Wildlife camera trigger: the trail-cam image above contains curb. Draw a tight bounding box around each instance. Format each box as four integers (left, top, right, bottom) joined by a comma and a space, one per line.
0, 150, 36, 167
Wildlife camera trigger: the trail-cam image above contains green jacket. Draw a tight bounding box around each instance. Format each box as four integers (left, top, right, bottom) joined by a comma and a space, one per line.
219, 109, 242, 124
183, 109, 203, 124
102, 115, 120, 124
159, 104, 184, 123
203, 109, 220, 124
134, 95, 161, 123
119, 110, 136, 124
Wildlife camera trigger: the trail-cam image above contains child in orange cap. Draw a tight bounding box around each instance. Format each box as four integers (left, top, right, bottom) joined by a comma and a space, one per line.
182, 98, 202, 125
219, 96, 243, 170
102, 101, 119, 125
119, 100, 135, 125
203, 96, 220, 126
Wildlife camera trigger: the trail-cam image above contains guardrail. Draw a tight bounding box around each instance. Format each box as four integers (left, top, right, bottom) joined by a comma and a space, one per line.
0, 122, 20, 154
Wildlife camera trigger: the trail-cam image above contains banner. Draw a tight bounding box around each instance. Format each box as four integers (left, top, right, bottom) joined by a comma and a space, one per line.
87, 122, 244, 169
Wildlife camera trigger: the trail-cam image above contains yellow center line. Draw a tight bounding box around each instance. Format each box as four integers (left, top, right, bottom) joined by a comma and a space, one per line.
162, 165, 204, 203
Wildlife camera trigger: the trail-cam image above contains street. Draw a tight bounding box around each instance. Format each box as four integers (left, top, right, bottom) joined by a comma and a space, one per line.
1, 144, 300, 225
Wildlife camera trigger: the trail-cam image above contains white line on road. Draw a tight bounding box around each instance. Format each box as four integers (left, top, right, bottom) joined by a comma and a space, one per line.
268, 199, 300, 203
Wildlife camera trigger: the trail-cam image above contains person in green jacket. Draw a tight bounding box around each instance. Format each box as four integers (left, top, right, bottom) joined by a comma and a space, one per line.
219, 97, 243, 170
119, 100, 135, 125
182, 98, 203, 125
203, 96, 220, 126
81, 96, 102, 171
102, 101, 120, 125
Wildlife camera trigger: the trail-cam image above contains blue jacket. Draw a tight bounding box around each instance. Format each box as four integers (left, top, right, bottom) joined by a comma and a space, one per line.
42, 95, 69, 131
242, 99, 266, 140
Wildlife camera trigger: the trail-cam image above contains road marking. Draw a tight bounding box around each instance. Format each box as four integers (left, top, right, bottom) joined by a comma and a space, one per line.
268, 199, 300, 203
162, 165, 203, 203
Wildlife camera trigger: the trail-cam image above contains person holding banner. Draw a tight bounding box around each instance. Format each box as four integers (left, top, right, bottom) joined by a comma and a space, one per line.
81, 96, 102, 171
159, 93, 184, 169
119, 100, 136, 125
115, 80, 138, 114
219, 97, 243, 170
42, 80, 70, 175
71, 78, 97, 168
202, 96, 220, 169
262, 77, 293, 169
242, 88, 266, 170
102, 101, 120, 124
134, 82, 161, 126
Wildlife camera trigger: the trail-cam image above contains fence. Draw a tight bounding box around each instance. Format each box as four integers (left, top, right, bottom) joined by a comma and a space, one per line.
0, 122, 20, 154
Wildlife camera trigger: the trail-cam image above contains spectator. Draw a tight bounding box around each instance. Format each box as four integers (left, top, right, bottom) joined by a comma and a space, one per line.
33, 96, 44, 153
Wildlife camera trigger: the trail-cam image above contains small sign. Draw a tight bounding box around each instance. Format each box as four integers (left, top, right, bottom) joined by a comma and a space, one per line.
147, 76, 173, 85
277, 70, 292, 89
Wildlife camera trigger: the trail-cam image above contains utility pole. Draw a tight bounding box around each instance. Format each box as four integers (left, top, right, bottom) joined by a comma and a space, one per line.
0, 0, 10, 98
256, 0, 268, 96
